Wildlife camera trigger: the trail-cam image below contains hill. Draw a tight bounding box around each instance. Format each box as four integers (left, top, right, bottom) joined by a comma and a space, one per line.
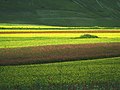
0, 0, 120, 26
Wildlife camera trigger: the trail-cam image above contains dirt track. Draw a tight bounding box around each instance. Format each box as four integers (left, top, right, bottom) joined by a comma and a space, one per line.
0, 30, 120, 34
0, 43, 120, 65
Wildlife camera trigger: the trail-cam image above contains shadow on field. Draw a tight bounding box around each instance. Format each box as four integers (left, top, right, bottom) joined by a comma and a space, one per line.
0, 43, 120, 66
31, 81, 120, 90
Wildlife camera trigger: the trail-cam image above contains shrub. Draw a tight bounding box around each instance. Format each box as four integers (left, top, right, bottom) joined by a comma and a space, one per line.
80, 34, 99, 38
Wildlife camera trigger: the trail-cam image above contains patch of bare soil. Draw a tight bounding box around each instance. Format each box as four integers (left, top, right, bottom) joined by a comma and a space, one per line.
0, 43, 120, 65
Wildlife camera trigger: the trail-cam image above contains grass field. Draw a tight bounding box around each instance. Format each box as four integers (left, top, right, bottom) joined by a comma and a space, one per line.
0, 0, 120, 26
0, 57, 120, 90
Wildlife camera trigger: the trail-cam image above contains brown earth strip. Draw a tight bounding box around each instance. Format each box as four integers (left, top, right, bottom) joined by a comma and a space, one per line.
0, 43, 120, 65
0, 30, 120, 34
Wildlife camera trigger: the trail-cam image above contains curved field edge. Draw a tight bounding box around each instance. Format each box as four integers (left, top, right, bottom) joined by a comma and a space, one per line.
0, 57, 120, 90
0, 43, 120, 65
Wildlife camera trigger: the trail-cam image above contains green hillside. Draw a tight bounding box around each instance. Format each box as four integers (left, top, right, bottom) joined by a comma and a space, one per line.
0, 0, 120, 26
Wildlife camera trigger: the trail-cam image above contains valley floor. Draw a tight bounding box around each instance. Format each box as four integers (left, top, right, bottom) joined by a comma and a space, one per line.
0, 26, 120, 89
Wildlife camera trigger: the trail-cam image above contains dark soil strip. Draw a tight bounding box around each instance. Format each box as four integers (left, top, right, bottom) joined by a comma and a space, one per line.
0, 43, 120, 65
0, 30, 120, 34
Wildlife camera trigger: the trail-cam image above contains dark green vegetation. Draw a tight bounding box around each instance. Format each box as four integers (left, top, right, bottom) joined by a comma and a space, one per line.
80, 34, 99, 38
0, 57, 120, 90
0, 0, 120, 26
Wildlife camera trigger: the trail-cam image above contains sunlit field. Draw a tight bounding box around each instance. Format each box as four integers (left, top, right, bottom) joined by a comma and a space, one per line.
0, 31, 120, 48
0, 32, 120, 38
0, 24, 120, 90
0, 23, 120, 29
0, 0, 120, 89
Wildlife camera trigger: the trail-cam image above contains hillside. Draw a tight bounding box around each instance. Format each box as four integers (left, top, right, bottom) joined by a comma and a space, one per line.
0, 0, 120, 26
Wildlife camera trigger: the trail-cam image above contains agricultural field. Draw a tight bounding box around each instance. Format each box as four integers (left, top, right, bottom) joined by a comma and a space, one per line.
0, 25, 120, 48
0, 24, 120, 89
0, 57, 120, 90
0, 43, 120, 65
0, 0, 120, 89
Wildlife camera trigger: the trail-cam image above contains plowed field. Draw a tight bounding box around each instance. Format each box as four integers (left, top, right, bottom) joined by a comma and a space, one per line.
0, 43, 120, 65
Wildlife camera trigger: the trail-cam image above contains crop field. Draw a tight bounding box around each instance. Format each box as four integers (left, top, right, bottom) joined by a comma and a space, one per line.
0, 24, 120, 89
0, 23, 120, 29
0, 43, 120, 65
0, 0, 120, 89
0, 29, 120, 48
0, 36, 120, 48
0, 57, 120, 90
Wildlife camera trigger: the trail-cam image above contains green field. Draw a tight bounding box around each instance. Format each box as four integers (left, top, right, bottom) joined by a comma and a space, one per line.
0, 23, 120, 89
0, 0, 120, 26
0, 26, 120, 48
0, 34, 120, 48
0, 32, 120, 48
0, 23, 120, 30
0, 57, 120, 90
1, 39, 120, 49
0, 0, 120, 89
0, 23, 119, 29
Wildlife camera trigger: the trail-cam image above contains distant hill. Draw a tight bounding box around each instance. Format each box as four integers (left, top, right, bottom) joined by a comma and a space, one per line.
0, 0, 120, 26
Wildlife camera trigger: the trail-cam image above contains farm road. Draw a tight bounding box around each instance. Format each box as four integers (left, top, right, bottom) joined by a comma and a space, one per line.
0, 43, 120, 65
